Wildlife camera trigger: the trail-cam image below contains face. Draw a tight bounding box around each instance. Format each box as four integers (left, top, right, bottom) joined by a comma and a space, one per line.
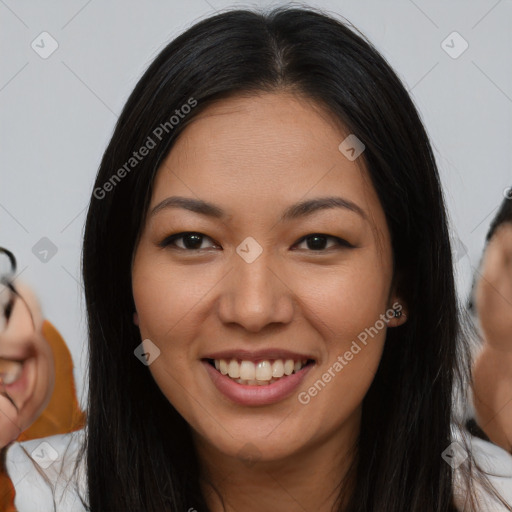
474, 222, 512, 350
0, 282, 55, 448
131, 91, 406, 466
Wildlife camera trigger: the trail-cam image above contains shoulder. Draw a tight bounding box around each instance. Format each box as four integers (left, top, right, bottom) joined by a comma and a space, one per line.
4, 429, 88, 512
452, 427, 512, 511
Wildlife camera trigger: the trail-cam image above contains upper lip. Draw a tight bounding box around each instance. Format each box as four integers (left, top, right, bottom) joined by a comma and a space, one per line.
202, 349, 316, 362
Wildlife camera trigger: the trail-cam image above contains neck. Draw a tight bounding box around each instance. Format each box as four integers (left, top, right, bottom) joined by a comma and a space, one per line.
194, 413, 359, 512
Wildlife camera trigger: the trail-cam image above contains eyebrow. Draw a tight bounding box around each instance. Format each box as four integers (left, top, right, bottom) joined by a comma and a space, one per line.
150, 195, 367, 222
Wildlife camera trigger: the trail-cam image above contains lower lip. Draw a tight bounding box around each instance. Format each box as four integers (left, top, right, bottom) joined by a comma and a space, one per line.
202, 360, 314, 406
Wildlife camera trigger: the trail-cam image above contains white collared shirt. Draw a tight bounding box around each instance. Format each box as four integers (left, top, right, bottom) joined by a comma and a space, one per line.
6, 429, 87, 512
6, 428, 512, 511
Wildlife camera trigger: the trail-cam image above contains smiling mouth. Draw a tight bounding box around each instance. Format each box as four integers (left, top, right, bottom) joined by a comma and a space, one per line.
205, 357, 316, 386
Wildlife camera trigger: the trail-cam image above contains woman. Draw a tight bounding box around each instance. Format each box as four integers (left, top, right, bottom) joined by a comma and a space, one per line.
6, 5, 512, 511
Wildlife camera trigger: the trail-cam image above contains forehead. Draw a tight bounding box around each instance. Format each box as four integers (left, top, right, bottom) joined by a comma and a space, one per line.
163, 91, 353, 178
151, 92, 386, 236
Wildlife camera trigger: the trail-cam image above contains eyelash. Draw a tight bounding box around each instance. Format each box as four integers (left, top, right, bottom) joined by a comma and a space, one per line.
158, 232, 354, 252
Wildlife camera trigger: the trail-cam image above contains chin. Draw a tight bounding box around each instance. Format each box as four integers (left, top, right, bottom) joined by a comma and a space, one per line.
201, 427, 307, 464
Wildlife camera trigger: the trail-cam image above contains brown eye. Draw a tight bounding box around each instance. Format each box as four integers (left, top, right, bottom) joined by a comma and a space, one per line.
159, 232, 218, 251
294, 233, 354, 251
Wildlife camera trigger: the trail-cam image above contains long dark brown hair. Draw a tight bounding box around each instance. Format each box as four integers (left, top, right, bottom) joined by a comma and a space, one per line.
74, 5, 512, 511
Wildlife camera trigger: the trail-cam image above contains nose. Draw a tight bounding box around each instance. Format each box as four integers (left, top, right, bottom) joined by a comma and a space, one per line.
216, 251, 295, 333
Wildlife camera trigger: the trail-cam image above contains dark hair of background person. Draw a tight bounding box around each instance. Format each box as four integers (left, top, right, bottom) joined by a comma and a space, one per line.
467, 190, 512, 312
485, 191, 512, 243
74, 5, 512, 511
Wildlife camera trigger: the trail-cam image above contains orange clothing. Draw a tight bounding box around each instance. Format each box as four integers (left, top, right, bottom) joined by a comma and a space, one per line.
0, 320, 86, 512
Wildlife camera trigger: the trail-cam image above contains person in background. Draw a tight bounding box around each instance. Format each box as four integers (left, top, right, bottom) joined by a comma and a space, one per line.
470, 191, 512, 454
0, 247, 86, 511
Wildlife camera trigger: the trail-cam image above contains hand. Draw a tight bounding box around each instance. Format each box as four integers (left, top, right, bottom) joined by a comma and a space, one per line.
0, 281, 55, 449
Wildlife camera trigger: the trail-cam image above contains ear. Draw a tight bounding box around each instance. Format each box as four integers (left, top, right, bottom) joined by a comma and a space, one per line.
386, 273, 408, 328
133, 312, 139, 326
386, 298, 408, 328
385, 277, 408, 328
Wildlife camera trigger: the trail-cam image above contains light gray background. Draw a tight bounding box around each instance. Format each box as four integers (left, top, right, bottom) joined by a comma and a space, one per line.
1, 0, 511, 406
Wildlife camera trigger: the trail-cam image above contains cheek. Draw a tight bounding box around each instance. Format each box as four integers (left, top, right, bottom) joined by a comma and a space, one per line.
132, 256, 212, 341
296, 270, 389, 426
292, 255, 391, 401
294, 258, 391, 342
142, 341, 205, 432
131, 258, 204, 411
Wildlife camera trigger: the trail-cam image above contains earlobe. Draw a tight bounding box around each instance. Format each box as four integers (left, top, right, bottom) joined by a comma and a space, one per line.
387, 300, 407, 328
133, 312, 139, 326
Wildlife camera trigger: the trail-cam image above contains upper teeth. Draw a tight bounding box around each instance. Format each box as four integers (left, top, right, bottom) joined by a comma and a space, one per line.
214, 358, 308, 381
0, 359, 23, 386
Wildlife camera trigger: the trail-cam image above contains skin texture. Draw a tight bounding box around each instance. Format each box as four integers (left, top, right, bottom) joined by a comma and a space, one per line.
0, 282, 55, 449
472, 222, 512, 453
131, 91, 408, 512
